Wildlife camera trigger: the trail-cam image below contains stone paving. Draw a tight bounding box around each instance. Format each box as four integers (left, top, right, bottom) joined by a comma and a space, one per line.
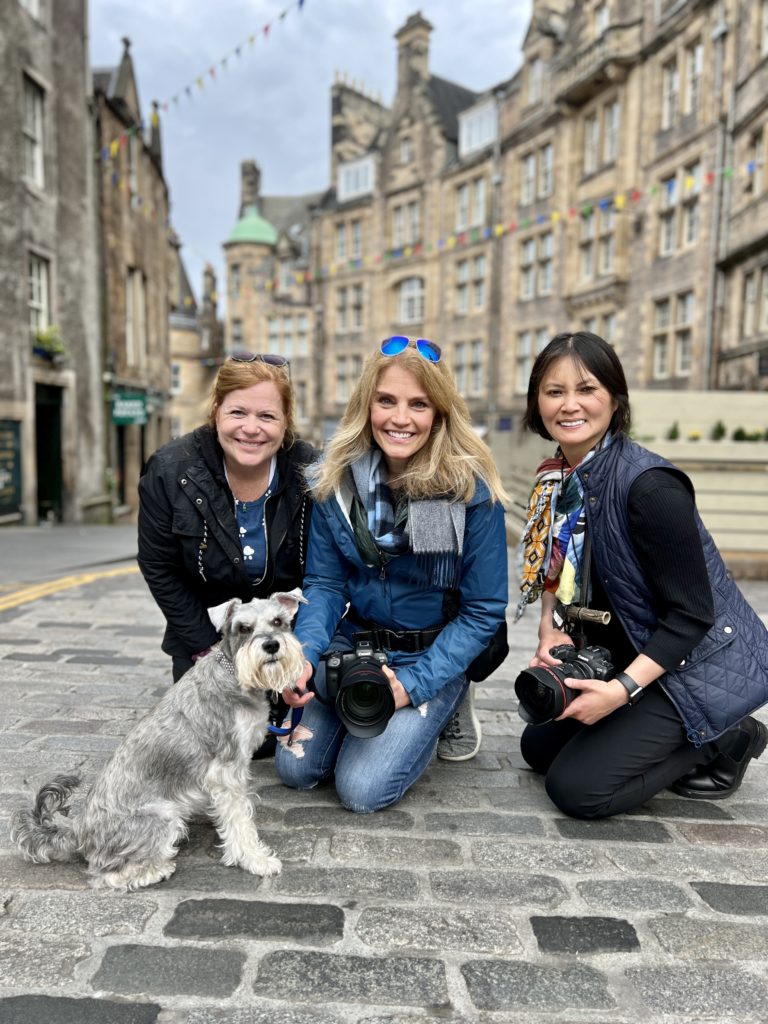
0, 567, 767, 1023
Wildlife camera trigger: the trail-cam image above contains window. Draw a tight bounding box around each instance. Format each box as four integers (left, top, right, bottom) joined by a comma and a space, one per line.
296, 380, 307, 421
516, 331, 532, 393
335, 223, 346, 261
268, 318, 280, 352
761, 267, 768, 332
297, 313, 308, 355
456, 260, 469, 314
350, 220, 362, 259
685, 39, 703, 117
653, 334, 669, 378
537, 328, 550, 355
659, 175, 677, 255
749, 129, 765, 195
20, 0, 41, 16
336, 356, 348, 403
397, 277, 424, 324
393, 206, 404, 248
538, 232, 553, 295
408, 200, 420, 243
580, 211, 596, 281
603, 100, 620, 164
279, 261, 292, 293
400, 136, 413, 165
470, 340, 483, 395
336, 286, 348, 332
598, 207, 614, 274
743, 272, 757, 337
520, 238, 535, 299
473, 255, 486, 310
471, 178, 486, 226
231, 319, 243, 349
127, 132, 139, 195
675, 291, 694, 375
602, 311, 616, 343
681, 161, 701, 246
283, 317, 294, 359
584, 113, 599, 175
521, 153, 536, 205
458, 99, 498, 157
454, 342, 467, 394
595, 1, 610, 35
583, 316, 597, 333
125, 268, 147, 368
231, 264, 241, 299
170, 363, 182, 395
662, 58, 679, 129
528, 57, 543, 104
23, 75, 45, 188
337, 155, 375, 201
539, 144, 554, 198
763, 0, 768, 57
28, 253, 49, 335
455, 183, 469, 231
352, 283, 363, 329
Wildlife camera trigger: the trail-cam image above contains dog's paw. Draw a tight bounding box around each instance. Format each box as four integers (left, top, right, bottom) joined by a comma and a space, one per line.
238, 849, 282, 876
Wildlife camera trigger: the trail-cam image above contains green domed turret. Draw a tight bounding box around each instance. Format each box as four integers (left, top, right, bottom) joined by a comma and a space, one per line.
226, 204, 277, 246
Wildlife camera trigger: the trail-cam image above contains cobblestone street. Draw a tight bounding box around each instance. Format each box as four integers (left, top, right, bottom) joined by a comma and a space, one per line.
1, 533, 767, 1023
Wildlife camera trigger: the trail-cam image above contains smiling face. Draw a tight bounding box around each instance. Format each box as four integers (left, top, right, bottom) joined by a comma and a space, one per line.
369, 364, 436, 477
215, 381, 287, 476
537, 356, 618, 465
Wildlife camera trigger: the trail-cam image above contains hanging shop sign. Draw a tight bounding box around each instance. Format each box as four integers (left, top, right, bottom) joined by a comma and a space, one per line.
112, 391, 147, 425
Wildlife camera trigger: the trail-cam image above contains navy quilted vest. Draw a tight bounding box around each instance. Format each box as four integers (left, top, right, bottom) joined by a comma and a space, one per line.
576, 437, 768, 745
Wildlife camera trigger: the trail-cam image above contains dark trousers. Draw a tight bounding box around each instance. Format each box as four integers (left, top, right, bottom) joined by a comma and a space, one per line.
172, 656, 195, 683
520, 683, 715, 819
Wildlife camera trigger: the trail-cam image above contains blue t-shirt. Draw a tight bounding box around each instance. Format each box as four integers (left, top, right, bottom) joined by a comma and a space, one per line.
234, 467, 278, 581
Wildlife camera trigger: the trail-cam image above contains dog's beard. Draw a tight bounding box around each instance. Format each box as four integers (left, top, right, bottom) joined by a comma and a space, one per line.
235, 635, 306, 696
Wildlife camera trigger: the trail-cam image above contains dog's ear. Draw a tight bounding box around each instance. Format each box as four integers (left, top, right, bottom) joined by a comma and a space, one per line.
273, 588, 308, 616
208, 598, 241, 632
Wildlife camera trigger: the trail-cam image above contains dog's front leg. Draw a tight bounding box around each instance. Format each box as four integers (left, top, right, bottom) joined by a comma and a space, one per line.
206, 765, 281, 877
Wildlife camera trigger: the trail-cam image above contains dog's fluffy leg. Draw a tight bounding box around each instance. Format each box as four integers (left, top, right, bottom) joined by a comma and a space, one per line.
206, 763, 281, 877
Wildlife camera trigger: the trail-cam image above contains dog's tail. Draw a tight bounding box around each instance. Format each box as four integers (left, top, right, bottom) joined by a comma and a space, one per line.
10, 774, 82, 863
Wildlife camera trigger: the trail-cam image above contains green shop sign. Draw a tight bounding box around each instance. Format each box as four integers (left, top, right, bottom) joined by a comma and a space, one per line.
112, 391, 147, 425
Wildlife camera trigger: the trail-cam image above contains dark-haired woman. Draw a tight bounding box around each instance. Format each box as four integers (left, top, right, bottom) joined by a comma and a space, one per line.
516, 331, 768, 818
137, 355, 316, 753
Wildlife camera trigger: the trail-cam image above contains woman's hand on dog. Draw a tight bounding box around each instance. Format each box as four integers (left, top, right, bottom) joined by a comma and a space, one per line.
282, 661, 315, 708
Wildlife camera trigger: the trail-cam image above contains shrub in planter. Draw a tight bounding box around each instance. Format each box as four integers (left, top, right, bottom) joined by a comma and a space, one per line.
710, 420, 727, 441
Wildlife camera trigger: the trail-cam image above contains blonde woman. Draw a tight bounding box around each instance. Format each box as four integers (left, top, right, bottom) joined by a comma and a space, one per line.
276, 338, 508, 812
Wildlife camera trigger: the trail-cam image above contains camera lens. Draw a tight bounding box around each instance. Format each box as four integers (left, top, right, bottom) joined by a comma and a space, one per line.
336, 663, 395, 738
514, 665, 574, 725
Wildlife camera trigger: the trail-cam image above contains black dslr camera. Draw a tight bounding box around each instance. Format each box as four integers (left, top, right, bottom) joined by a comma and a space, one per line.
323, 641, 393, 738
514, 644, 614, 725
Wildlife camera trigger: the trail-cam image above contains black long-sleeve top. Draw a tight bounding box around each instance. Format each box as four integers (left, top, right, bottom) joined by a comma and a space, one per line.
584, 468, 715, 673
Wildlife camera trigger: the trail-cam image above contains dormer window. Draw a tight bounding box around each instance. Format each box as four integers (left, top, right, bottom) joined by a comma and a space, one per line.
458, 99, 498, 158
337, 155, 375, 202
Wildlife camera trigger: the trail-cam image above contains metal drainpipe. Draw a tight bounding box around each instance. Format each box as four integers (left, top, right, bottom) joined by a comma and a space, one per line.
487, 89, 506, 429
703, 15, 731, 389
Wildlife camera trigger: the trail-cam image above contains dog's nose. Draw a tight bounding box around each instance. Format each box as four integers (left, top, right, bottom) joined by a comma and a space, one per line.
262, 638, 280, 656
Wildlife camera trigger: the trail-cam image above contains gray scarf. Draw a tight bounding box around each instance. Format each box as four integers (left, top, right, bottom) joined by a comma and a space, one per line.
350, 449, 465, 588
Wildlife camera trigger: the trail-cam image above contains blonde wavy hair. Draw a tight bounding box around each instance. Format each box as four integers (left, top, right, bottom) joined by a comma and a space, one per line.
207, 358, 296, 447
313, 346, 508, 504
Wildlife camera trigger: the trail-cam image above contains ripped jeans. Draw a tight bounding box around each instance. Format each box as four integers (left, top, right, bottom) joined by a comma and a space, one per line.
274, 637, 468, 813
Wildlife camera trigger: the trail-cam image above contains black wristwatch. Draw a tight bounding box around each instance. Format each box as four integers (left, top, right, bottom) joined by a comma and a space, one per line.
615, 671, 644, 706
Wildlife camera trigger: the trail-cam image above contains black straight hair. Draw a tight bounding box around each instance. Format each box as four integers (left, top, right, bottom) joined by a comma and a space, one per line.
522, 331, 631, 439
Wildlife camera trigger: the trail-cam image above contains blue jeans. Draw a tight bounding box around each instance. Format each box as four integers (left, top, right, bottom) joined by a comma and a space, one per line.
274, 640, 468, 813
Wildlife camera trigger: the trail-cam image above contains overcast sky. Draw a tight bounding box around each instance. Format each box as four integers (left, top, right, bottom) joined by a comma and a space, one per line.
89, 0, 533, 305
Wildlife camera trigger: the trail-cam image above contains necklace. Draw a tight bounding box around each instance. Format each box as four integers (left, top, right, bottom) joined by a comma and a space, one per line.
234, 485, 271, 514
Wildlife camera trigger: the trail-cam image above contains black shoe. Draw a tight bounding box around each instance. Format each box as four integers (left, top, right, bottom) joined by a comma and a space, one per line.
670, 717, 768, 800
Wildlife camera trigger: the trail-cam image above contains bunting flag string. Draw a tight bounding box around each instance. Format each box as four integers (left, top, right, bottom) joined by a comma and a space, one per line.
98, 0, 307, 163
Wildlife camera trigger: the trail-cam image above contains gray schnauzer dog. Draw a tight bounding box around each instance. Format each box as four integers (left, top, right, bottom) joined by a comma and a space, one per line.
11, 589, 306, 891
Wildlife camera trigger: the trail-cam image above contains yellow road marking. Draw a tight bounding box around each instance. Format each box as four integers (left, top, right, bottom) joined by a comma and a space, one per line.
0, 565, 139, 612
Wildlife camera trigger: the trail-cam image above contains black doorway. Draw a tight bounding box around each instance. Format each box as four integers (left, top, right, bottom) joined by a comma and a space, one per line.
35, 383, 64, 523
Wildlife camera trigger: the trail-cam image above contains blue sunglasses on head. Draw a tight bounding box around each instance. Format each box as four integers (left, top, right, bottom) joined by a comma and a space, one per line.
380, 336, 442, 362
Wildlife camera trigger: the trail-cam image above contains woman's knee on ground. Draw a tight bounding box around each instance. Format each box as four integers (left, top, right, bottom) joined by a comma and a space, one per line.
274, 744, 326, 791
544, 767, 613, 820
334, 762, 404, 814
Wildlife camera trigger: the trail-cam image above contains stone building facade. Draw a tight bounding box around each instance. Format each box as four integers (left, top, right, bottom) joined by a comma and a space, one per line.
223, 160, 323, 439
0, 0, 104, 524
221, 4, 767, 441
93, 38, 173, 515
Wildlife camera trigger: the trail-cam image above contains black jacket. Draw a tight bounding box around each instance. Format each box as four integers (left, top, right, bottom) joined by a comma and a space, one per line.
137, 425, 316, 658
